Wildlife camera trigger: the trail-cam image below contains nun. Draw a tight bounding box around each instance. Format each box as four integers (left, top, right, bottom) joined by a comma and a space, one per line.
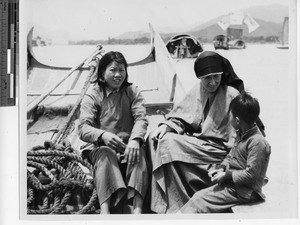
147, 51, 264, 213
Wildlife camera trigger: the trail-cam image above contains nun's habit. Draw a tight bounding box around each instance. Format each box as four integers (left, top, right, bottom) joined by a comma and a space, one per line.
148, 51, 264, 213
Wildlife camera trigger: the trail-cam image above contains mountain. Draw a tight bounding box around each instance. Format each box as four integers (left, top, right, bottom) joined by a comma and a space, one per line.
243, 4, 288, 24
188, 19, 282, 42
115, 31, 150, 39
189, 4, 288, 32
114, 4, 288, 42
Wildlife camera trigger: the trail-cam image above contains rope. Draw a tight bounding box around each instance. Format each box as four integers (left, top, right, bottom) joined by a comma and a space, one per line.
27, 145, 97, 214
77, 189, 98, 214
27, 47, 104, 214
27, 188, 34, 206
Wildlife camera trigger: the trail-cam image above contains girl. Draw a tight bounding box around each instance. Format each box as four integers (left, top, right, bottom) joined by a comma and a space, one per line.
78, 51, 149, 214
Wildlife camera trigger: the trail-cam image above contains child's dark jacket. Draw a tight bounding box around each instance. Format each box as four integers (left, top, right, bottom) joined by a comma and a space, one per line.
221, 125, 271, 200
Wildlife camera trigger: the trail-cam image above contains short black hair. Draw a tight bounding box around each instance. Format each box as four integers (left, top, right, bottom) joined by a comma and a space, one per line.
230, 91, 260, 125
96, 51, 131, 88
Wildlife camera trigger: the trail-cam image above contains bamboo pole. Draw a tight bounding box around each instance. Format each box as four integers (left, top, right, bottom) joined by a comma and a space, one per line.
27, 45, 103, 114
53, 64, 96, 144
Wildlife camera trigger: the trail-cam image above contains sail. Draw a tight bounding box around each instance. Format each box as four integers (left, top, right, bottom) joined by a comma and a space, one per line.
277, 17, 289, 49
244, 14, 259, 33
218, 15, 230, 30
282, 17, 289, 46
218, 11, 259, 33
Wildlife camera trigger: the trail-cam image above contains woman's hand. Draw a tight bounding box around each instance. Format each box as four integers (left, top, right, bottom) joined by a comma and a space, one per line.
124, 139, 141, 166
101, 132, 126, 153
208, 168, 224, 179
210, 171, 226, 183
151, 124, 173, 141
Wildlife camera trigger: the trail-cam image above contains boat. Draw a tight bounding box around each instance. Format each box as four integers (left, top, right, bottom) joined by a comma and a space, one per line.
214, 12, 258, 50
277, 17, 289, 49
228, 38, 246, 49
213, 28, 246, 50
213, 35, 229, 50
166, 33, 203, 58
26, 23, 186, 214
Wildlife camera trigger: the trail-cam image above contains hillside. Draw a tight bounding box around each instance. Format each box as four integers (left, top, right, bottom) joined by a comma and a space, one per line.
113, 4, 288, 43
189, 4, 288, 32
115, 31, 150, 40
187, 19, 282, 42
243, 4, 288, 24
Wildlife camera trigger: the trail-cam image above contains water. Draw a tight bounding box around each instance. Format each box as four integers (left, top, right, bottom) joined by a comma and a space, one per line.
31, 44, 297, 216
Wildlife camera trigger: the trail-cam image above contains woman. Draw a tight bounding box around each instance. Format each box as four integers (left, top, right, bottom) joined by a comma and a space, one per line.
78, 51, 149, 214
148, 51, 246, 213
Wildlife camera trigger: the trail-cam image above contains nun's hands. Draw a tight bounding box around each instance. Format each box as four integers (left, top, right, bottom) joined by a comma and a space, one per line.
151, 124, 173, 141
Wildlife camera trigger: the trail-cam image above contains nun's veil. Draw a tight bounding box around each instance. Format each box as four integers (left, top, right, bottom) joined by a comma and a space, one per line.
194, 51, 265, 135
194, 51, 244, 92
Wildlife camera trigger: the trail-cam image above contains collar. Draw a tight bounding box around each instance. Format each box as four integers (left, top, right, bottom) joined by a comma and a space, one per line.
236, 125, 260, 141
105, 87, 120, 96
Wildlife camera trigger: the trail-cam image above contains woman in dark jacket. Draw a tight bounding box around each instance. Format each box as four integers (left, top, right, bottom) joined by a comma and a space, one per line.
78, 51, 149, 214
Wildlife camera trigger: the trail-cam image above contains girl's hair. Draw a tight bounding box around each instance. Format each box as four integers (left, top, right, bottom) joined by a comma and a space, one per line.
230, 91, 260, 125
96, 51, 131, 88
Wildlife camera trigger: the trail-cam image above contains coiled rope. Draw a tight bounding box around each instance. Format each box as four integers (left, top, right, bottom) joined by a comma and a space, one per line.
27, 46, 104, 214
27, 143, 98, 214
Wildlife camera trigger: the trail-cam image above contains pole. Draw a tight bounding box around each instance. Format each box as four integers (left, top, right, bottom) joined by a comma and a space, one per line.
27, 45, 102, 114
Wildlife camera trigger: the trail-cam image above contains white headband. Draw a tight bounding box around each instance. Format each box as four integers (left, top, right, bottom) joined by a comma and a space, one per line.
200, 72, 223, 78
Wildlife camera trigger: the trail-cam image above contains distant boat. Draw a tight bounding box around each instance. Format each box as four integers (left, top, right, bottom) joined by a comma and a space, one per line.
213, 33, 246, 50
277, 17, 289, 49
166, 34, 203, 58
213, 35, 229, 50
214, 12, 258, 50
213, 29, 246, 50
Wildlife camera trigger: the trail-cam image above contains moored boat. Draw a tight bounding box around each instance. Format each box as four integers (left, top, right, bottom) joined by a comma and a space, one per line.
26, 24, 186, 214
213, 28, 246, 50
214, 12, 258, 50
213, 35, 229, 50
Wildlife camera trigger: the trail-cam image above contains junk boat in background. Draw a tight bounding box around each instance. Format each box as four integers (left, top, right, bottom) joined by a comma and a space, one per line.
213, 35, 230, 50
213, 28, 246, 50
213, 11, 259, 50
26, 23, 186, 214
277, 17, 289, 49
166, 33, 203, 58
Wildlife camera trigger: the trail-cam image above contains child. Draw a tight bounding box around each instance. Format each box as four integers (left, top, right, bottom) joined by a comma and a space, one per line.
178, 91, 271, 213
78, 51, 149, 214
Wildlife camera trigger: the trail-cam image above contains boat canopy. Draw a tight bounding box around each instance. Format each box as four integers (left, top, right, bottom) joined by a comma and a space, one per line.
213, 35, 228, 42
166, 33, 203, 58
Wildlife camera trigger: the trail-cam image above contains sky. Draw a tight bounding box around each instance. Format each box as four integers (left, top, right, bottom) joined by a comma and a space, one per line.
23, 0, 291, 44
